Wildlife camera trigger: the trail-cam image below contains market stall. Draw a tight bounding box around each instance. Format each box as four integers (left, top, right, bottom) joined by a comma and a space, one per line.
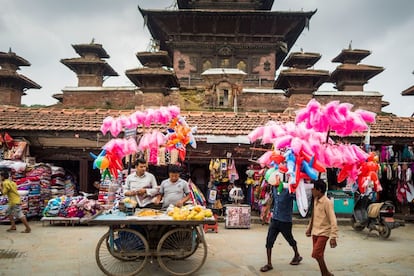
87, 205, 216, 276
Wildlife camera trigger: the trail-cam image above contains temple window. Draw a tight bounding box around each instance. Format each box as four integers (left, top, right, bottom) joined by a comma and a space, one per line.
264, 60, 271, 71
220, 58, 230, 68
178, 59, 185, 70
203, 60, 212, 72
237, 60, 247, 72
218, 89, 229, 106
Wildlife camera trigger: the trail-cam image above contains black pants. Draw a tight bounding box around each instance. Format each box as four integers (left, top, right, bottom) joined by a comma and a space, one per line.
265, 218, 297, 248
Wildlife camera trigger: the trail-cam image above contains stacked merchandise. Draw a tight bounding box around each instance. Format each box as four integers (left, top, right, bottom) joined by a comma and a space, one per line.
50, 166, 67, 197
0, 160, 31, 220
0, 196, 8, 220
25, 164, 52, 213
64, 175, 77, 197
15, 176, 40, 217
97, 176, 122, 206
43, 195, 102, 219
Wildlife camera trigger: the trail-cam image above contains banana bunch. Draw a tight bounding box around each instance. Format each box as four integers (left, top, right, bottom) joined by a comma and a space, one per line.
167, 205, 213, 221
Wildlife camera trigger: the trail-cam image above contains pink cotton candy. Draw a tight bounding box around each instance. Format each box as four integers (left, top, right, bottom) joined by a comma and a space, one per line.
248, 126, 264, 142
337, 102, 353, 117
272, 124, 286, 137
355, 109, 376, 123
295, 108, 309, 124
296, 123, 310, 140
167, 105, 181, 118
143, 109, 155, 127
119, 115, 130, 129
290, 137, 303, 154
301, 140, 314, 156
159, 107, 172, 124
273, 135, 292, 149
262, 126, 275, 144
126, 138, 138, 154
109, 119, 122, 137
156, 131, 166, 146
132, 111, 144, 125
137, 133, 150, 151
100, 116, 114, 135
257, 151, 273, 167
352, 145, 369, 162
284, 122, 296, 135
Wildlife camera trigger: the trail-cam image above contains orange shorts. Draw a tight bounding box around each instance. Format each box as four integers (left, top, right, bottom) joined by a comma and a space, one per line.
312, 235, 329, 259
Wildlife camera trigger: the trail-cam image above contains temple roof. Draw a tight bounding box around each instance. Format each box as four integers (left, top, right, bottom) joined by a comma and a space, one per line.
139, 8, 316, 70
72, 43, 110, 59
136, 51, 172, 68
0, 71, 41, 90
332, 49, 371, 64
176, 0, 275, 10
60, 58, 118, 77
402, 85, 414, 96
283, 52, 322, 69
274, 68, 330, 91
330, 64, 384, 82
0, 51, 31, 68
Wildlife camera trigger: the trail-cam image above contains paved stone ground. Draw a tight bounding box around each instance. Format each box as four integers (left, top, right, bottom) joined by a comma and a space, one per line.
0, 219, 413, 276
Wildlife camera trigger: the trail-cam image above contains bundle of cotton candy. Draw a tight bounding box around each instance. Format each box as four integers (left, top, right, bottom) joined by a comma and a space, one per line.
295, 99, 376, 136
103, 138, 138, 158
100, 106, 181, 137
137, 130, 166, 151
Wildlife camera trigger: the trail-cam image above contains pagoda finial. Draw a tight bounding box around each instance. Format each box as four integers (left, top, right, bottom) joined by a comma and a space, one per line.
8, 47, 12, 53
348, 40, 352, 50
90, 38, 95, 44
147, 39, 160, 52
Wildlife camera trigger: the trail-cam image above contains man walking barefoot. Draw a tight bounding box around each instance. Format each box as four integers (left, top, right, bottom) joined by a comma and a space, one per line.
306, 179, 338, 276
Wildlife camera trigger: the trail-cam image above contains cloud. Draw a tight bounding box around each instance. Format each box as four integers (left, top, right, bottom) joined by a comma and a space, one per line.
2, 0, 413, 116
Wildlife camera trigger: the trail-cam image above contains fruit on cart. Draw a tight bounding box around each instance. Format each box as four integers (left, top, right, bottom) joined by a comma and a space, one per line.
204, 209, 213, 218
136, 209, 162, 216
167, 205, 213, 220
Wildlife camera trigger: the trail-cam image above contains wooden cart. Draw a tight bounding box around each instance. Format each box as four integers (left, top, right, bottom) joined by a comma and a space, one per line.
88, 213, 216, 276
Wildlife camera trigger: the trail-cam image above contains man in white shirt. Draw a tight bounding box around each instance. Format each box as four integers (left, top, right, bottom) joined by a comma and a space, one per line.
123, 158, 159, 208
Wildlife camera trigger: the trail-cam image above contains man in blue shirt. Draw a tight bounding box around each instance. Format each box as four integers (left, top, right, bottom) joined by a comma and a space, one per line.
260, 185, 302, 272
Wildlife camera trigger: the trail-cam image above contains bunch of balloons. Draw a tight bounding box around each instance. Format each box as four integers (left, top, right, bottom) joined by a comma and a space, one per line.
165, 115, 197, 161
89, 149, 123, 180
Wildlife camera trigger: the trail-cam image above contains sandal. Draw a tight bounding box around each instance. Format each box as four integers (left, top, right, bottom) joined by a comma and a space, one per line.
290, 256, 303, 265
21, 229, 31, 233
6, 228, 16, 232
260, 264, 273, 272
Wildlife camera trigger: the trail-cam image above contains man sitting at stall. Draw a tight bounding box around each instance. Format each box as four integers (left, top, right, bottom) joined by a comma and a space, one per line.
155, 165, 191, 208
123, 158, 160, 208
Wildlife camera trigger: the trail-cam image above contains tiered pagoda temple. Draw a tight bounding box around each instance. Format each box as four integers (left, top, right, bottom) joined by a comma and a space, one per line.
0, 49, 41, 106
139, 0, 315, 89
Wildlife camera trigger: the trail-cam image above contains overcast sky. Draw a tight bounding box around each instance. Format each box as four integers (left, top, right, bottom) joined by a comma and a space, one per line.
1, 0, 413, 116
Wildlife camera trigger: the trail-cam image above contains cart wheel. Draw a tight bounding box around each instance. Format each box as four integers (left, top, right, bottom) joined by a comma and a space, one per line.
157, 227, 207, 276
96, 228, 149, 276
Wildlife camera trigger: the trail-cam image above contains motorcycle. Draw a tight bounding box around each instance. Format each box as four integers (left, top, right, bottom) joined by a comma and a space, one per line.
351, 191, 401, 239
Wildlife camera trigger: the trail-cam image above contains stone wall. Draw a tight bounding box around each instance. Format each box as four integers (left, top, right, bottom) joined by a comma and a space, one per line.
315, 94, 383, 113
238, 92, 288, 112
62, 90, 138, 109
0, 88, 21, 106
